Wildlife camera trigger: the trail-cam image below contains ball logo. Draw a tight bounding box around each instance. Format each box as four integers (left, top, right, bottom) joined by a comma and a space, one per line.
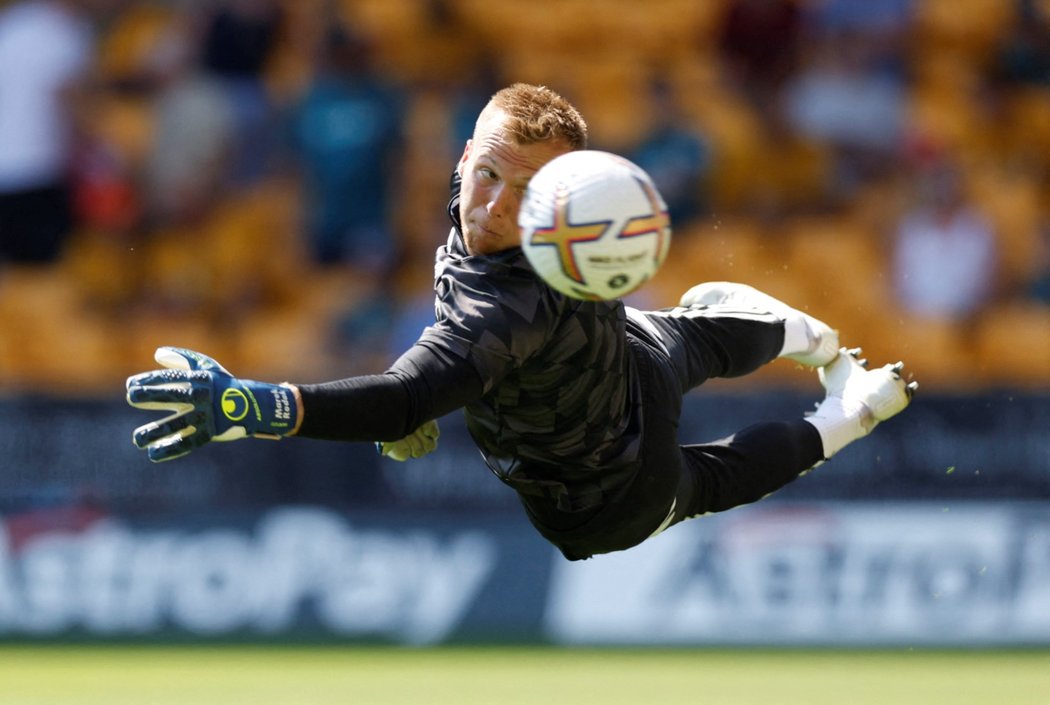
529, 183, 612, 285
221, 388, 250, 422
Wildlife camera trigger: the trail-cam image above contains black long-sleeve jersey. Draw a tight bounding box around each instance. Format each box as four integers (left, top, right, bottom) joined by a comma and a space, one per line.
297, 177, 647, 514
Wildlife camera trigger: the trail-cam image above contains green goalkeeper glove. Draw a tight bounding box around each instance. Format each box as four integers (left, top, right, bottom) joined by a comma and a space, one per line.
126, 347, 298, 463
376, 420, 440, 461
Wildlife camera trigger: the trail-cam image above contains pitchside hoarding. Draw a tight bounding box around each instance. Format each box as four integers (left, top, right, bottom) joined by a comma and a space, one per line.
546, 502, 1050, 646
1, 392, 1046, 512
1, 502, 1049, 646
0, 392, 1046, 645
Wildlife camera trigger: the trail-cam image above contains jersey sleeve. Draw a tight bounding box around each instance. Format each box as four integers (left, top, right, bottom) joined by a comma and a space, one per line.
294, 342, 485, 442
296, 239, 556, 442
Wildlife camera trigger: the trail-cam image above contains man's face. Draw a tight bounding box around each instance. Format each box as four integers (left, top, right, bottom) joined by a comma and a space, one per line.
457, 111, 573, 256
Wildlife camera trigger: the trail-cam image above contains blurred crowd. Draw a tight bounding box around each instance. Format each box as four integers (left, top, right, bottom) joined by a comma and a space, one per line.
0, 0, 1048, 394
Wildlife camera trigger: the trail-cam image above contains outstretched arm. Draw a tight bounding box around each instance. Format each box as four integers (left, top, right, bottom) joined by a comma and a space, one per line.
127, 342, 485, 462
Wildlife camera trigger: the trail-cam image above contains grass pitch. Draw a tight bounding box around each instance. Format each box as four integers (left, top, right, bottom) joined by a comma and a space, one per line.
1, 646, 1048, 705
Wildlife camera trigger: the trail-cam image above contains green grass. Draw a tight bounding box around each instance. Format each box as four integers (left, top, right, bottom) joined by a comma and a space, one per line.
0, 646, 1048, 705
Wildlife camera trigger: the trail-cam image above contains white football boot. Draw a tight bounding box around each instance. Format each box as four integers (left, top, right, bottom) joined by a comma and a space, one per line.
679, 281, 840, 367
805, 347, 917, 458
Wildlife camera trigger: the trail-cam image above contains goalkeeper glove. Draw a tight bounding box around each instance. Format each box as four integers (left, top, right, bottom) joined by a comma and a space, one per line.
126, 346, 299, 463
376, 420, 440, 461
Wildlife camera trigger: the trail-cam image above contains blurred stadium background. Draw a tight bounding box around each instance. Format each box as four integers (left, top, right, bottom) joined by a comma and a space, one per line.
0, 0, 1048, 702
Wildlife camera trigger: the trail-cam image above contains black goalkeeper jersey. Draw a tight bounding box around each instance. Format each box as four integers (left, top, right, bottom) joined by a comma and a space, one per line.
297, 176, 678, 556
300, 177, 650, 513
415, 218, 646, 512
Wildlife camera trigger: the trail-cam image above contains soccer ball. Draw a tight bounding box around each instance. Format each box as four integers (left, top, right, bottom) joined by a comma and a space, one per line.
518, 150, 672, 301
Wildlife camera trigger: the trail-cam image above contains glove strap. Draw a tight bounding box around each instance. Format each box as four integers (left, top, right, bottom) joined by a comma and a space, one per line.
220, 379, 299, 439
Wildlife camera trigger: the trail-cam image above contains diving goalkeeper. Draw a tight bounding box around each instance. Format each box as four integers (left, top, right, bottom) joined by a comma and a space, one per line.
126, 83, 915, 561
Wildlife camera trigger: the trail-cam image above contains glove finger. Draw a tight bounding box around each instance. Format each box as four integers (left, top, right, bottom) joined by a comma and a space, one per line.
132, 410, 203, 448
146, 427, 211, 463
155, 347, 229, 374
383, 441, 410, 461
145, 435, 191, 462
392, 433, 427, 461
420, 420, 440, 440
406, 434, 426, 458
126, 380, 197, 410
416, 433, 437, 457
126, 368, 192, 390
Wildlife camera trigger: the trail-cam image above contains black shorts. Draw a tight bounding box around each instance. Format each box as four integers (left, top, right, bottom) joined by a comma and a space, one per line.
527, 304, 824, 561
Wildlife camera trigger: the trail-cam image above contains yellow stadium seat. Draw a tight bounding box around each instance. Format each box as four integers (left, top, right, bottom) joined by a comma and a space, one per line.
914, 0, 1017, 61
865, 313, 972, 389
62, 228, 141, 312
1005, 87, 1050, 161
0, 267, 128, 393
969, 167, 1042, 292
96, 3, 180, 84
785, 215, 890, 319
906, 51, 991, 158
86, 95, 156, 169
974, 303, 1050, 388
121, 310, 238, 383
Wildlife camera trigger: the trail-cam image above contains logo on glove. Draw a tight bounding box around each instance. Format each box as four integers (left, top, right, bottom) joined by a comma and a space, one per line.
221, 388, 250, 422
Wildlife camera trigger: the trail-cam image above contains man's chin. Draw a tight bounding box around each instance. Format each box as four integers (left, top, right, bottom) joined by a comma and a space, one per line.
465, 229, 509, 256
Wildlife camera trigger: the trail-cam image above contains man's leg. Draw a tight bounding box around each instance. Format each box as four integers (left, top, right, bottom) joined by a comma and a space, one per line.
679, 281, 841, 367
627, 281, 839, 393
657, 350, 915, 530
667, 420, 825, 524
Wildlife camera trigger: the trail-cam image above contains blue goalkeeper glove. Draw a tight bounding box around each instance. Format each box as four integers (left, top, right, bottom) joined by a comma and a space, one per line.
126, 347, 298, 463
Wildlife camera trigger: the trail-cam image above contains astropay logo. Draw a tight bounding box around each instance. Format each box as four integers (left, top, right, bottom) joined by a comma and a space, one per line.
0, 508, 497, 644
545, 503, 1050, 646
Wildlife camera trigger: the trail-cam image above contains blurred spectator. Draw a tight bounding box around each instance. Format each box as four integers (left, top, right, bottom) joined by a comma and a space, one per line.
142, 29, 235, 227
289, 27, 405, 269
628, 80, 711, 225
198, 0, 284, 187
994, 0, 1050, 87
718, 0, 804, 115
891, 160, 998, 321
807, 0, 912, 33
71, 135, 139, 234
0, 0, 95, 264
804, 0, 913, 78
782, 30, 906, 199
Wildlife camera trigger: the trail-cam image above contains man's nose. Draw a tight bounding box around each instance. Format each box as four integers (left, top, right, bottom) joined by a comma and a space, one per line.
489, 185, 517, 219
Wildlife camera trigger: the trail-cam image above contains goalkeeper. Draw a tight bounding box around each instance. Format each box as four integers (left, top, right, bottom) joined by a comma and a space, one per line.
127, 84, 915, 561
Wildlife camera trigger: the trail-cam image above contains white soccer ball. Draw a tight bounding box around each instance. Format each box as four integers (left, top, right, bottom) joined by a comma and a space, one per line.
518, 150, 672, 301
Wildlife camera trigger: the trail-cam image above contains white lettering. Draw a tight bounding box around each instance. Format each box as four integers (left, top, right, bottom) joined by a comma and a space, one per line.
0, 508, 497, 644
270, 388, 291, 422
547, 504, 1044, 645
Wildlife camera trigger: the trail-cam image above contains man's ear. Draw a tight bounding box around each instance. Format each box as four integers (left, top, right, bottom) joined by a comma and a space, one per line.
456, 139, 472, 177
